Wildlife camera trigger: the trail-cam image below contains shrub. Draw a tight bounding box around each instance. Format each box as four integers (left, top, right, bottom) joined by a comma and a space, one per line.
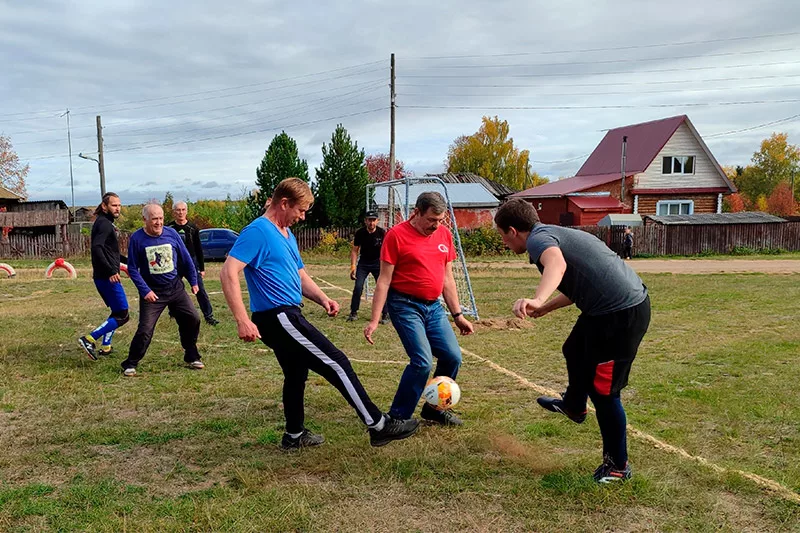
457, 226, 509, 256
312, 229, 351, 256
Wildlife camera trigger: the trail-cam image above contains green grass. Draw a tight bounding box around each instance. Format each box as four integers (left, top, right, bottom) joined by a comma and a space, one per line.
0, 260, 799, 531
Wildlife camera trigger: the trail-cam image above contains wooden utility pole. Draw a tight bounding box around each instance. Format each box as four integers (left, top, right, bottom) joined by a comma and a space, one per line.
387, 53, 396, 226
620, 135, 628, 202
96, 115, 106, 196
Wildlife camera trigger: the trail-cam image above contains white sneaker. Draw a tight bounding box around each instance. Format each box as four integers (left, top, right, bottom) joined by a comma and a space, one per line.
123, 367, 136, 377
188, 360, 205, 370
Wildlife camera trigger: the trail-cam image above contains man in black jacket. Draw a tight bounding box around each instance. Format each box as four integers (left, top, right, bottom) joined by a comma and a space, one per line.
168, 202, 218, 325
78, 192, 131, 360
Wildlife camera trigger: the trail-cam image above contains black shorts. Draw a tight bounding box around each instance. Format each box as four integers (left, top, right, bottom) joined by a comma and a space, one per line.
562, 295, 651, 397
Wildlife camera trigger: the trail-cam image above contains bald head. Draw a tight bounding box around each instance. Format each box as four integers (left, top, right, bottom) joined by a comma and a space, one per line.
142, 204, 164, 236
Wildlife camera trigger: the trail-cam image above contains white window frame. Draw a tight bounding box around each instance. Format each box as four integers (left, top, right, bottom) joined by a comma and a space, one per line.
656, 200, 694, 215
662, 156, 696, 175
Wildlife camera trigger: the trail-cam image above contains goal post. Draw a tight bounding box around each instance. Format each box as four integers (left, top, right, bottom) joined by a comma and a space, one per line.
364, 176, 479, 319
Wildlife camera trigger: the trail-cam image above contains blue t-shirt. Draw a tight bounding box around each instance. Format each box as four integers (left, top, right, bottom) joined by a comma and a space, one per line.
229, 216, 305, 312
127, 226, 198, 298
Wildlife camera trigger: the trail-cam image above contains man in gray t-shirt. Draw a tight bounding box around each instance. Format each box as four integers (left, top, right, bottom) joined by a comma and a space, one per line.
495, 199, 651, 484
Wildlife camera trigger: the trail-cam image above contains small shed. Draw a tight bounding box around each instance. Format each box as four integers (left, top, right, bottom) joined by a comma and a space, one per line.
598, 214, 644, 227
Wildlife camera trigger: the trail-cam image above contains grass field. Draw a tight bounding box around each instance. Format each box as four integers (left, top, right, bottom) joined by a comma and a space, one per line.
0, 259, 799, 532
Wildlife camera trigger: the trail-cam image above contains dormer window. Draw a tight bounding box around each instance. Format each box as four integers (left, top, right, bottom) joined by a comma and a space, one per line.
662, 156, 695, 175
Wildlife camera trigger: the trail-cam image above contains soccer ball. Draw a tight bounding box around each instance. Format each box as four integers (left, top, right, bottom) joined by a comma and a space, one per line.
422, 376, 461, 411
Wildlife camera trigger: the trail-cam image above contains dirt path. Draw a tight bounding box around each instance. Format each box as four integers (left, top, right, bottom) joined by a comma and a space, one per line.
470, 259, 800, 274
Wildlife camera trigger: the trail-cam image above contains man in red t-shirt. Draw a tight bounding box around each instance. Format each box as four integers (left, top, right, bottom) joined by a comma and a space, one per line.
364, 192, 474, 425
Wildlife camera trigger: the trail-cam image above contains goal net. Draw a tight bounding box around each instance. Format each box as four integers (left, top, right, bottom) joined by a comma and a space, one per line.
364, 176, 479, 319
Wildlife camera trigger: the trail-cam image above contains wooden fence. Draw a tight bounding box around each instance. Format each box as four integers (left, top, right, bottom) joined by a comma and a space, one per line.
576, 222, 800, 256
2, 222, 798, 259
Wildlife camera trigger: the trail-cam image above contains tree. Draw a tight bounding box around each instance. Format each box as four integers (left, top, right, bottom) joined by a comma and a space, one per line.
0, 135, 29, 199
445, 116, 547, 190
766, 182, 795, 216
722, 193, 746, 213
735, 133, 800, 204
162, 191, 175, 224
365, 153, 405, 182
311, 124, 369, 227
255, 131, 309, 201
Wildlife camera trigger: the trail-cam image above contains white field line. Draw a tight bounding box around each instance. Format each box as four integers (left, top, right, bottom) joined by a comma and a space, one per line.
312, 275, 800, 505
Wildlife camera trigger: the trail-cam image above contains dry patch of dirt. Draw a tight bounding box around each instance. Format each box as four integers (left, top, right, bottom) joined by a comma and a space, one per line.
474, 318, 534, 331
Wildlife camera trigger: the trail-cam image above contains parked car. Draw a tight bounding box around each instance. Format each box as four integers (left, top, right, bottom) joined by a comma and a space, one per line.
199, 228, 239, 260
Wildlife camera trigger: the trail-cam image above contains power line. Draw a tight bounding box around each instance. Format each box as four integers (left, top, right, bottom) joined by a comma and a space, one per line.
400, 99, 800, 110
705, 113, 800, 138
398, 73, 800, 88
407, 31, 800, 59
400, 60, 800, 79
25, 108, 388, 161
400, 47, 798, 70
0, 59, 386, 120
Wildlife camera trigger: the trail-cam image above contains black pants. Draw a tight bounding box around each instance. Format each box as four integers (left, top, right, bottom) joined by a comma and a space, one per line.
350, 261, 387, 316
252, 306, 383, 434
122, 288, 201, 370
193, 269, 214, 319
562, 295, 651, 466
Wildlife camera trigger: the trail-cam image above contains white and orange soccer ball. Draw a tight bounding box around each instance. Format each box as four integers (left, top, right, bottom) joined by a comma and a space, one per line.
422, 376, 461, 411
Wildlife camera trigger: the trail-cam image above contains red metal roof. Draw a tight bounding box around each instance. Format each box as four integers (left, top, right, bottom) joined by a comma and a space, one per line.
567, 196, 625, 210
511, 173, 624, 198
576, 115, 687, 176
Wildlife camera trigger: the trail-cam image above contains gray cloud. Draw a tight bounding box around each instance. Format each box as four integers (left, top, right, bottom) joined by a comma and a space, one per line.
2, 0, 799, 204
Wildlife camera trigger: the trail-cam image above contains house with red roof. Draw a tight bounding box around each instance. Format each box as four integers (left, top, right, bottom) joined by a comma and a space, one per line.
512, 115, 737, 225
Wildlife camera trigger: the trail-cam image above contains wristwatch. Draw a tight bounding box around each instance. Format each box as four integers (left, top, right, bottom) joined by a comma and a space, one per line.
451, 311, 463, 319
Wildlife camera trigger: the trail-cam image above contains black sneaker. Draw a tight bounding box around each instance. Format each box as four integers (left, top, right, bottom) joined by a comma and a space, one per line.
78, 336, 97, 361
205, 317, 219, 326
421, 403, 463, 426
536, 396, 587, 424
593, 454, 632, 483
369, 416, 420, 447
98, 346, 114, 356
280, 429, 325, 450
346, 313, 358, 322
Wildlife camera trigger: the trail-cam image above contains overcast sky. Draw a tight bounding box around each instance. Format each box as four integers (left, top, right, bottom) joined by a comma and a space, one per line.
2, 0, 799, 206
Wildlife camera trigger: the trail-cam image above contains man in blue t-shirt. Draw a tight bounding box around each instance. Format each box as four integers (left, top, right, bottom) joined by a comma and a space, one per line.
220, 178, 419, 450
494, 199, 650, 484
121, 203, 202, 377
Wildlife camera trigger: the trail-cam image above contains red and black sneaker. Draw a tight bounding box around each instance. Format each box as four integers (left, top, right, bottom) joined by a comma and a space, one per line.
593, 454, 632, 483
536, 396, 587, 424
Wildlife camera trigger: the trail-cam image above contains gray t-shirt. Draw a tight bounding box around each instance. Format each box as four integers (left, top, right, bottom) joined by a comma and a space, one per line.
526, 223, 647, 316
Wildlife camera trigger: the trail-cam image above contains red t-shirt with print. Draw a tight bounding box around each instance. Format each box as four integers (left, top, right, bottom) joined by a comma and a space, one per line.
380, 220, 456, 301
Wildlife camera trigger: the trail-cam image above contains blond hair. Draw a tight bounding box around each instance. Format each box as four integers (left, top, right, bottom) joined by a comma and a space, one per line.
271, 178, 313, 206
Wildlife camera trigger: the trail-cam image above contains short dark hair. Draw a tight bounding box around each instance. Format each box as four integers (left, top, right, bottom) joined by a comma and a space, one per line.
415, 191, 447, 215
494, 199, 540, 232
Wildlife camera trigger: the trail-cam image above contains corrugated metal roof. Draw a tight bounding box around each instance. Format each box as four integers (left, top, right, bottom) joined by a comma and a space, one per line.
373, 183, 499, 208
511, 173, 624, 198
424, 172, 518, 198
568, 196, 625, 209
598, 214, 644, 227
645, 212, 786, 225
576, 115, 686, 176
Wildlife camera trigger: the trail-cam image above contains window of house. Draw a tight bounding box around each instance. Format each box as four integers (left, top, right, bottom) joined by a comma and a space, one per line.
656, 200, 694, 215
662, 156, 695, 175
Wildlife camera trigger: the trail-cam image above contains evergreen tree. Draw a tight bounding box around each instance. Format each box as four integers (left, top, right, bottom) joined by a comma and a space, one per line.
311, 124, 369, 227
255, 131, 309, 200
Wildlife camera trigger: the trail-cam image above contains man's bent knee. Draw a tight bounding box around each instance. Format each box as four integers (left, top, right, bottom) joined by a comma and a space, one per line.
111, 309, 130, 327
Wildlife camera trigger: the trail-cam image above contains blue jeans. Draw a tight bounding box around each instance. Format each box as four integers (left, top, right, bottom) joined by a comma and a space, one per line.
387, 291, 462, 419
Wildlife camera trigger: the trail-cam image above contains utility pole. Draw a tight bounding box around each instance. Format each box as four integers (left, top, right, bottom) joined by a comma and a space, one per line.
61, 109, 75, 213
620, 135, 628, 203
387, 53, 397, 225
96, 115, 106, 196
792, 168, 796, 213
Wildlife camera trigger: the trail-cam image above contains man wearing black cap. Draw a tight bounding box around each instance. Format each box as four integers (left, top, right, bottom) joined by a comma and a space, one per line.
347, 211, 389, 323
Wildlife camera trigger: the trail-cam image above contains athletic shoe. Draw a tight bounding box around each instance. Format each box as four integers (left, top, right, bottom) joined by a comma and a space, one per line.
379, 314, 390, 325
281, 429, 325, 450
98, 346, 114, 356
346, 313, 358, 322
421, 403, 463, 426
593, 454, 632, 483
536, 396, 587, 424
123, 367, 137, 377
187, 360, 205, 370
369, 416, 420, 447
205, 317, 219, 326
78, 336, 97, 361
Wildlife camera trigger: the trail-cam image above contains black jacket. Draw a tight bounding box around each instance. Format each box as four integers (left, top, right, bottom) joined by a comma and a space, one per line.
167, 221, 205, 271
91, 212, 126, 280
